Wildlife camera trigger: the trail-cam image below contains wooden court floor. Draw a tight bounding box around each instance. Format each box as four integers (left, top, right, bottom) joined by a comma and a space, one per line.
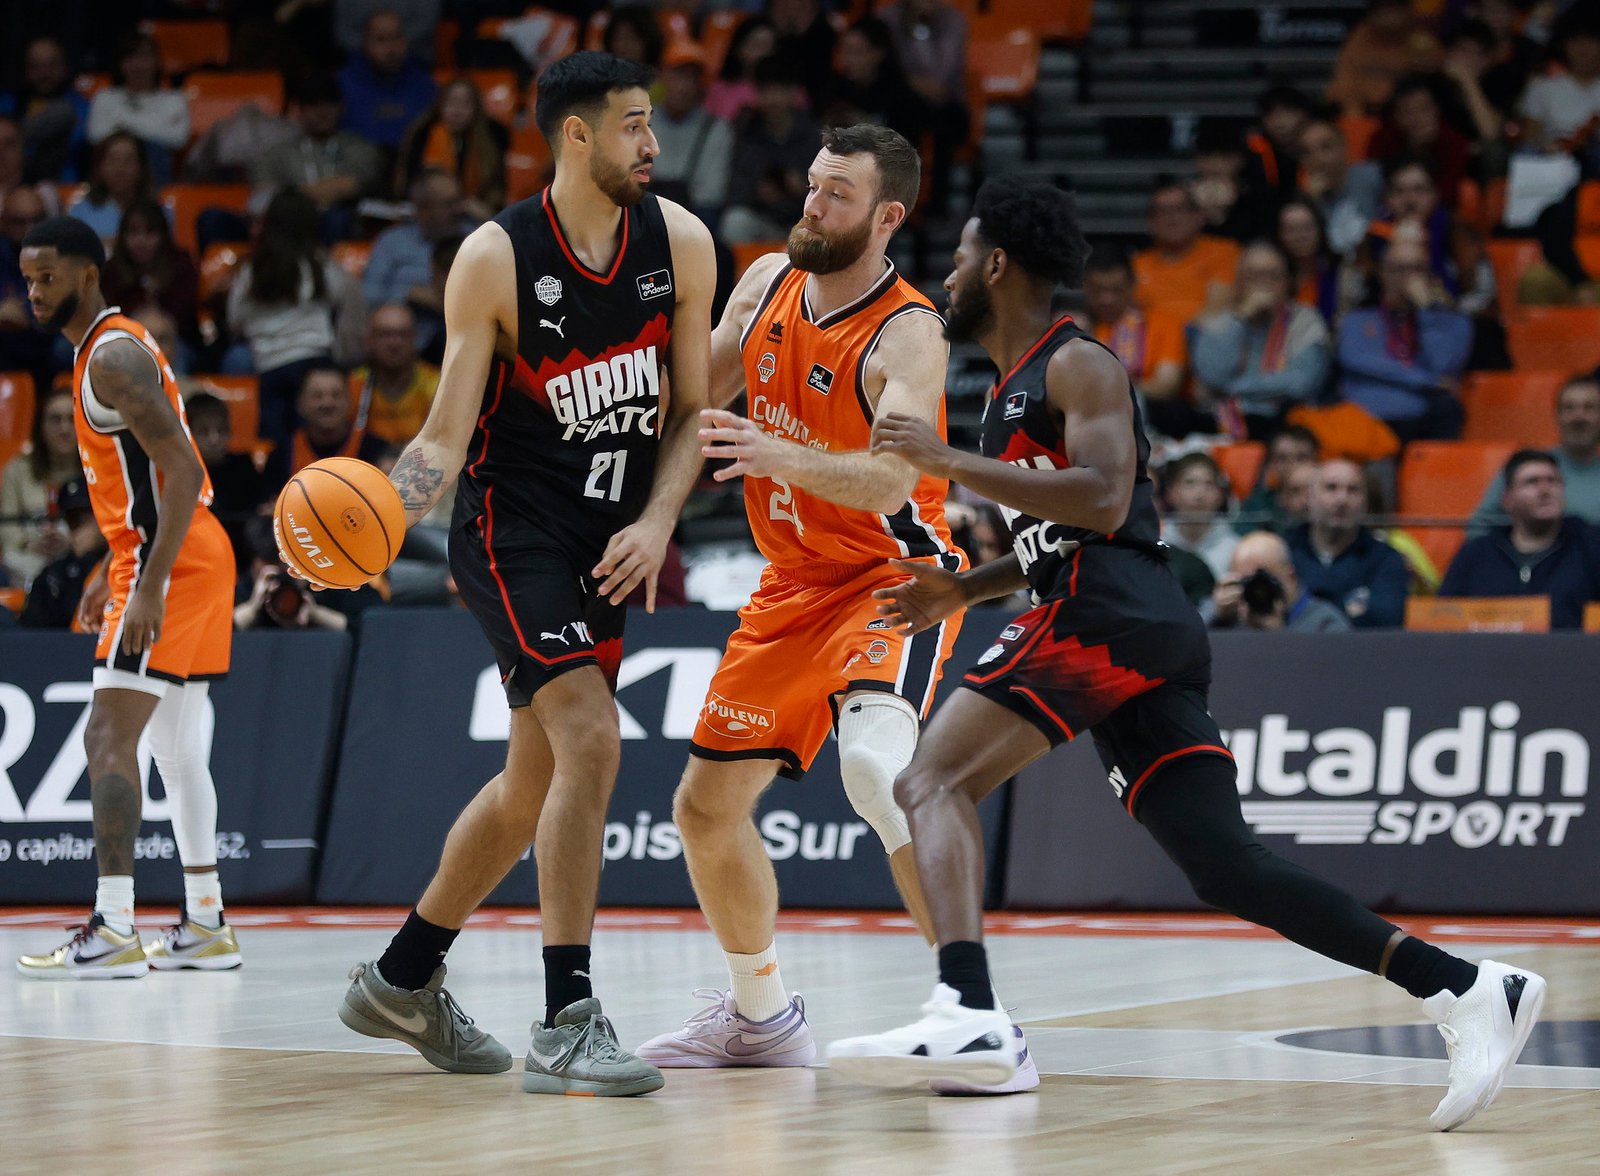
2, 910, 1597, 1175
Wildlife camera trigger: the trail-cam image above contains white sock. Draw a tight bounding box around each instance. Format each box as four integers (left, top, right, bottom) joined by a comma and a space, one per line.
184, 871, 224, 929
94, 875, 135, 935
727, 944, 789, 1022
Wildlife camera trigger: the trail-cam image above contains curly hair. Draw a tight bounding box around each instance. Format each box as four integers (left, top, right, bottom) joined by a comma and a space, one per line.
970, 178, 1089, 287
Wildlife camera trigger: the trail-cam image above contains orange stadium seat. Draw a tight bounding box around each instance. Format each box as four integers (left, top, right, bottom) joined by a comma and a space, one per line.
505, 124, 554, 202
183, 72, 286, 140
1459, 371, 1564, 447
1456, 177, 1506, 237
964, 26, 1040, 141
964, 0, 1091, 44
698, 10, 744, 74
1406, 596, 1551, 633
0, 586, 24, 614
193, 375, 262, 455
1506, 307, 1600, 374
0, 371, 37, 469
1337, 112, 1379, 161
139, 19, 230, 76
1398, 440, 1515, 520
1211, 441, 1266, 497
730, 240, 784, 281
74, 73, 111, 101
1485, 238, 1542, 318
1578, 181, 1600, 234
331, 241, 373, 281
1576, 236, 1600, 282
199, 241, 250, 302
481, 8, 579, 65
161, 184, 252, 256
435, 18, 459, 70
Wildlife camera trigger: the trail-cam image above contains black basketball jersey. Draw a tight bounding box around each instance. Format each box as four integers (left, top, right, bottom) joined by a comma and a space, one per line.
979, 315, 1161, 599
455, 189, 677, 557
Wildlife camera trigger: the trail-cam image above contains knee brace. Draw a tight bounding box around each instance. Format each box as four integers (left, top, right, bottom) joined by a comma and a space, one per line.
836, 691, 919, 854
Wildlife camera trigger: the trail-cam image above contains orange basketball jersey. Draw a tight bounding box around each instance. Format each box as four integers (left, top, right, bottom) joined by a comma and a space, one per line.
73, 309, 216, 561
739, 260, 956, 569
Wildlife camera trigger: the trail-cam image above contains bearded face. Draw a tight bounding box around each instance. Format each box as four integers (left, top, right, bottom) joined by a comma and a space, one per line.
942, 268, 994, 343
590, 144, 649, 208
786, 207, 875, 275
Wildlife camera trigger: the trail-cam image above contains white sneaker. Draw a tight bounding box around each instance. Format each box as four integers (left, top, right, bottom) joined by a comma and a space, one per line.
1422, 959, 1547, 1131
635, 989, 816, 1068
930, 1023, 1040, 1095
16, 914, 148, 980
826, 984, 1015, 1088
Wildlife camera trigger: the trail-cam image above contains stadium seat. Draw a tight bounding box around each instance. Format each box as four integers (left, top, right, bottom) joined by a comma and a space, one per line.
56, 182, 87, 212
1485, 238, 1542, 318
1506, 307, 1600, 374
479, 8, 579, 67
1578, 181, 1600, 234
1459, 371, 1564, 447
964, 27, 1040, 145
139, 19, 230, 76
0, 370, 37, 470
1337, 112, 1379, 161
193, 375, 261, 455
1405, 596, 1551, 633
698, 9, 743, 75
730, 240, 784, 281
1409, 525, 1467, 577
0, 586, 23, 614
183, 72, 286, 140
1210, 441, 1265, 497
161, 184, 252, 257
435, 18, 459, 70
964, 0, 1092, 45
1576, 235, 1600, 282
1456, 177, 1506, 238
199, 241, 250, 302
1398, 440, 1515, 522
505, 124, 554, 202
73, 73, 111, 101
331, 241, 373, 281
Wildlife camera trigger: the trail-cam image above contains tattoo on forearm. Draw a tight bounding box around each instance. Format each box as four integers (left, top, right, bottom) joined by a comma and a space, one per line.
91, 773, 143, 875
391, 448, 445, 511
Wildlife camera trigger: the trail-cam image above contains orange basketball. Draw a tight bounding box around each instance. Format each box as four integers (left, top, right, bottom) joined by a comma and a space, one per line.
273, 457, 406, 589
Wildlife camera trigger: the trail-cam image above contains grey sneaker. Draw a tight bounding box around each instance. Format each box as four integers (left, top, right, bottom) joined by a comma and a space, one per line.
522, 998, 665, 1096
338, 961, 513, 1074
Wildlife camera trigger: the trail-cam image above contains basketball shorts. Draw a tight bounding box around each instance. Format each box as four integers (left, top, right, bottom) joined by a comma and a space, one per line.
94, 509, 234, 696
450, 515, 623, 707
690, 554, 965, 779
960, 544, 1233, 817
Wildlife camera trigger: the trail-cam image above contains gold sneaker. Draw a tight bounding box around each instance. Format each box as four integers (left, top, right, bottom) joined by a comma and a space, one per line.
17, 914, 149, 980
145, 920, 243, 971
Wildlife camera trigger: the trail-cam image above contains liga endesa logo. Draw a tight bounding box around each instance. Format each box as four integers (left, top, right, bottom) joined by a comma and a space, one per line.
1226, 703, 1588, 849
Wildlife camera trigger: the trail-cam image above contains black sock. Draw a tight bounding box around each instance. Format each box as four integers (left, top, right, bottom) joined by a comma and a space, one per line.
1385, 935, 1479, 1000
543, 944, 593, 1027
937, 941, 996, 1010
377, 909, 459, 991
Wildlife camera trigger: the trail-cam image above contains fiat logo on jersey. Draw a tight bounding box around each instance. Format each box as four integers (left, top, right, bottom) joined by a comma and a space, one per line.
535, 275, 562, 306
702, 692, 775, 739
758, 352, 777, 384
1004, 391, 1027, 420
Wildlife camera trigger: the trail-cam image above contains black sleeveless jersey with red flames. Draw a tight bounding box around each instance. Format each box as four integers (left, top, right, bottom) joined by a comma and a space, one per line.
979, 315, 1161, 600
454, 189, 676, 558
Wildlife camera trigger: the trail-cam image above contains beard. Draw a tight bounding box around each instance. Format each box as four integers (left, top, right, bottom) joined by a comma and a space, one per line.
591, 151, 647, 208
942, 280, 994, 343
787, 214, 873, 275
35, 291, 80, 333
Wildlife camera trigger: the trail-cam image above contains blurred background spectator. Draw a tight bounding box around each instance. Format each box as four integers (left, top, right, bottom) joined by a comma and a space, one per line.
68, 131, 155, 249
1287, 458, 1410, 627
397, 77, 508, 222
100, 197, 201, 362
0, 385, 80, 586
86, 32, 189, 185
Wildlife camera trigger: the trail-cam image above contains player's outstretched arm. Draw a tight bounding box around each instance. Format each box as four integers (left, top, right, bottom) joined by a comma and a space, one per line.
872, 339, 1134, 534
700, 308, 947, 515
88, 336, 207, 654
389, 222, 513, 526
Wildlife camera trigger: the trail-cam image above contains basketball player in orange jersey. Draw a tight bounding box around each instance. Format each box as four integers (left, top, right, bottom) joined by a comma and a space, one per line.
331, 53, 716, 1096
634, 126, 1031, 1093
15, 217, 242, 979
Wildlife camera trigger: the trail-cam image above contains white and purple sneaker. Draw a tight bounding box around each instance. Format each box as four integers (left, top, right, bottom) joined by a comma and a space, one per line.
929, 1023, 1040, 1095
635, 989, 817, 1068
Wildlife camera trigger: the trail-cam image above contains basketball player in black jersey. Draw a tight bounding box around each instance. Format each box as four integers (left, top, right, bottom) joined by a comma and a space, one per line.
334, 53, 717, 1097
825, 179, 1545, 1130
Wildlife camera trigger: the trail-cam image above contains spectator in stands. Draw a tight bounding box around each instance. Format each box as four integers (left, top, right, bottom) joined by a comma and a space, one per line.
351, 303, 439, 447
1193, 240, 1333, 440
1297, 115, 1385, 257
768, 0, 838, 110
706, 17, 778, 124
1190, 121, 1260, 244
0, 185, 54, 381
265, 363, 389, 493
184, 92, 297, 188
1443, 449, 1600, 628
1369, 75, 1472, 207
406, 232, 458, 366
649, 47, 735, 227
603, 6, 667, 69
1159, 452, 1238, 580
332, 0, 440, 64
67, 131, 155, 249
129, 305, 201, 386
1236, 423, 1322, 534
1517, 7, 1600, 153
100, 197, 201, 359
1287, 457, 1410, 627
0, 386, 79, 586
339, 7, 439, 153
822, 18, 929, 156
1474, 0, 1546, 114
1209, 530, 1352, 631
183, 391, 270, 573
235, 515, 377, 632
363, 170, 473, 307
880, 0, 970, 218
224, 188, 366, 447
1277, 196, 1349, 322
1367, 155, 1455, 290
1326, 0, 1441, 116
1438, 21, 1512, 167
0, 115, 59, 215
1082, 244, 1186, 407
1337, 235, 1471, 441
12, 36, 89, 183
17, 474, 103, 629
396, 77, 508, 223
1132, 182, 1241, 326
86, 32, 189, 186
720, 58, 820, 245
253, 73, 385, 244
1472, 374, 1600, 528
1246, 86, 1315, 210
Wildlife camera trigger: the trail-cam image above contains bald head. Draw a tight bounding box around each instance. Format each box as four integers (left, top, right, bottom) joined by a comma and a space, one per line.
1230, 530, 1297, 586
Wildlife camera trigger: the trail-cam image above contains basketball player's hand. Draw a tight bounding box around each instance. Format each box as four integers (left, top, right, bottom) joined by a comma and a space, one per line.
871, 558, 968, 633
76, 565, 111, 633
120, 584, 165, 656
870, 413, 956, 478
699, 408, 793, 480
594, 519, 670, 613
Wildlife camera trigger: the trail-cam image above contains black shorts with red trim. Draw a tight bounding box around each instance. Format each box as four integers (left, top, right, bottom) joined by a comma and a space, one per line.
960, 544, 1232, 816
450, 515, 623, 707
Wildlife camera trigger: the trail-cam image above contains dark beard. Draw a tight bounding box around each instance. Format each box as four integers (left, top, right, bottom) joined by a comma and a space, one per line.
591, 151, 646, 208
787, 216, 872, 275
35, 291, 80, 333
942, 282, 994, 343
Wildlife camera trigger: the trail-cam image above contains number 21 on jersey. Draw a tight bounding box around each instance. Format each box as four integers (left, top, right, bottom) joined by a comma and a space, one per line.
585, 449, 628, 502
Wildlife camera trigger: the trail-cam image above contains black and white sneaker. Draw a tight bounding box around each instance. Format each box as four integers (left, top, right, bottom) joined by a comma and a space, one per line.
826, 983, 1016, 1089
1422, 959, 1547, 1131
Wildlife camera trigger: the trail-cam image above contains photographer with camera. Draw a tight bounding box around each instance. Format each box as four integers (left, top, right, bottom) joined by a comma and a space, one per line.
1209, 530, 1352, 632
233, 515, 380, 631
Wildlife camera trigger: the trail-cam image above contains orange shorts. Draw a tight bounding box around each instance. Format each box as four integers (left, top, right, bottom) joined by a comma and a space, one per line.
94, 509, 234, 694
690, 555, 965, 777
